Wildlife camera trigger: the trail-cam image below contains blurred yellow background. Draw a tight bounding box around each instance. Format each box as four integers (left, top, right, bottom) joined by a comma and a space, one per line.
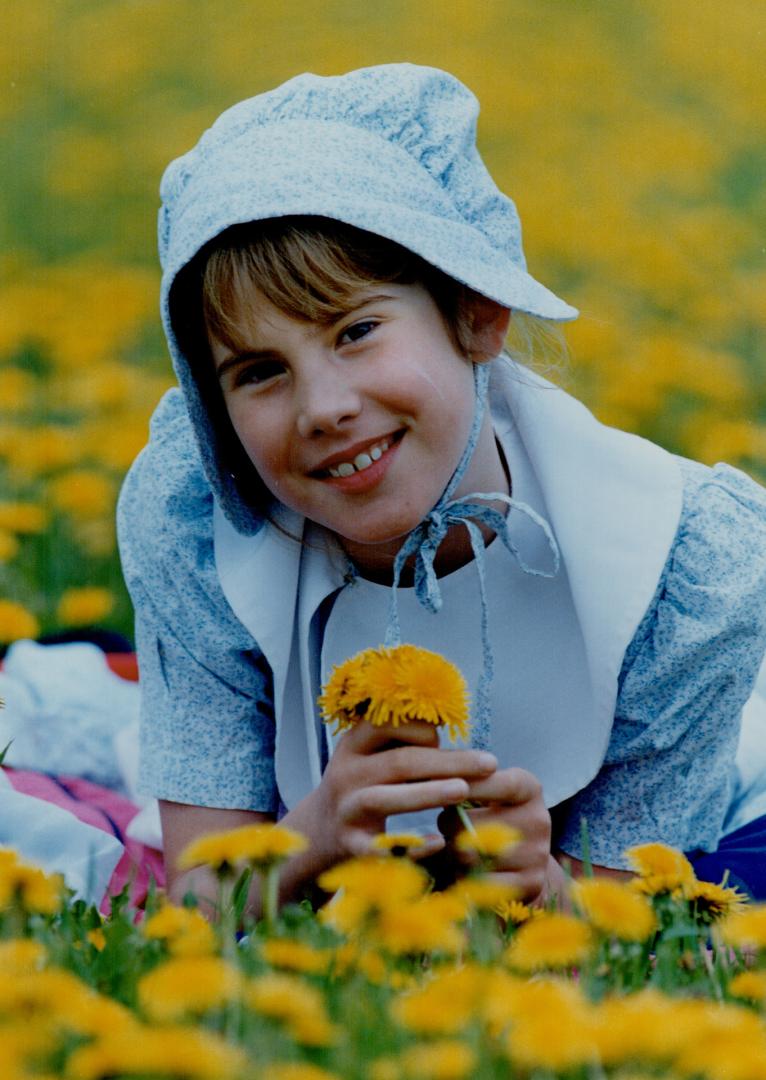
1, 0, 764, 644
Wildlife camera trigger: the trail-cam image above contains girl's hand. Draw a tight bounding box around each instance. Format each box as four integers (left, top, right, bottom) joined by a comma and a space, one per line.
439, 766, 554, 904
312, 720, 498, 864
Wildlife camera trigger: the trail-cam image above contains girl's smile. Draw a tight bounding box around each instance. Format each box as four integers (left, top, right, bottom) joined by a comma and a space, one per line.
211, 281, 509, 576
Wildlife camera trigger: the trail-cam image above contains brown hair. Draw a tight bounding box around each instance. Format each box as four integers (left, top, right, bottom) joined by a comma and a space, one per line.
199, 216, 481, 357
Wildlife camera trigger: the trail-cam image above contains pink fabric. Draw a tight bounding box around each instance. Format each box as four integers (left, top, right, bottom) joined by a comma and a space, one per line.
4, 767, 164, 913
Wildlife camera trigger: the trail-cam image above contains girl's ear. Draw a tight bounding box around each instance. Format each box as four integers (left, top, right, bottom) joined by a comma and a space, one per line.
468, 297, 512, 363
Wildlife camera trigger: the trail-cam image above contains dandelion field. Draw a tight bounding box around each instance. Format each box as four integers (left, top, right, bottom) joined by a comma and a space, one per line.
4, 825, 766, 1080
4, 643, 766, 1077
0, 0, 764, 645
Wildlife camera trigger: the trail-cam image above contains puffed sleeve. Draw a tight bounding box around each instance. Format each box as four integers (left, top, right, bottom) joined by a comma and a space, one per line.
117, 389, 280, 813
556, 458, 766, 869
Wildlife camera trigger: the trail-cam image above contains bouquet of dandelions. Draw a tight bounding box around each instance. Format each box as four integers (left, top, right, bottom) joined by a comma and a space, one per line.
318, 643, 480, 839
176, 646, 510, 940
318, 643, 470, 739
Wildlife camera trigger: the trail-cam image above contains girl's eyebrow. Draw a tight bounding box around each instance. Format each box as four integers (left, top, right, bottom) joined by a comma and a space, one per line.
346, 291, 397, 308
215, 348, 281, 381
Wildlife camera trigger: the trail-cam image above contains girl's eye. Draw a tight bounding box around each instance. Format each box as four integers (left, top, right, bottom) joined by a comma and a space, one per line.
339, 320, 377, 346
234, 359, 285, 387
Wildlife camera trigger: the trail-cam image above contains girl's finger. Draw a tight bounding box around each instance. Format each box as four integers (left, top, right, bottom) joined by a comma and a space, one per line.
343, 777, 469, 820
370, 746, 497, 784
464, 766, 542, 805
338, 719, 441, 754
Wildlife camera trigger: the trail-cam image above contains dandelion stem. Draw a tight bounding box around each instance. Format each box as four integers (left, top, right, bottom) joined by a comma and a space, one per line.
262, 864, 280, 930
456, 802, 477, 835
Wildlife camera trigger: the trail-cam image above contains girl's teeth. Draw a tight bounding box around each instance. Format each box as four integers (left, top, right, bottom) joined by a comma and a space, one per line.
328, 438, 390, 478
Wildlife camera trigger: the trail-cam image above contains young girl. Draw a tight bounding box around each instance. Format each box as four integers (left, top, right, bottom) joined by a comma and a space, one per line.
118, 63, 766, 912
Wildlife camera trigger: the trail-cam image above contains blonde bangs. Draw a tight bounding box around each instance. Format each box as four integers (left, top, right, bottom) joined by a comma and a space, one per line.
200, 217, 478, 357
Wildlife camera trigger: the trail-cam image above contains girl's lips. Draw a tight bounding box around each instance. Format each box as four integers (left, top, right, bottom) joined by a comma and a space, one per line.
316, 430, 404, 493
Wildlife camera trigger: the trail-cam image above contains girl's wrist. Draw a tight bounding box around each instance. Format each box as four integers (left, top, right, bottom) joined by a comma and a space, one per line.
277, 787, 344, 891
539, 853, 569, 908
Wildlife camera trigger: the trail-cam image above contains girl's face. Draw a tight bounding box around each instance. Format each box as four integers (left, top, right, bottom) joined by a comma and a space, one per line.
210, 280, 508, 571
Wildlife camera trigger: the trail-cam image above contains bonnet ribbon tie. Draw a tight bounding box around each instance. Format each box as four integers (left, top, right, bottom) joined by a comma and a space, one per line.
382, 362, 560, 750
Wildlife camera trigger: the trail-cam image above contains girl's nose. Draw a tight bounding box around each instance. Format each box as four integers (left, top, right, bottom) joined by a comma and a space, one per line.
295, 367, 362, 439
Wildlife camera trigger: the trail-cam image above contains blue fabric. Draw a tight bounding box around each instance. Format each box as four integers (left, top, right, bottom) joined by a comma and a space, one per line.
117, 392, 279, 812
688, 814, 766, 900
118, 390, 766, 868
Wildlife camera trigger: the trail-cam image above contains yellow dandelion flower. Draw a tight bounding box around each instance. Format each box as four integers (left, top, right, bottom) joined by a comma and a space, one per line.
0, 967, 91, 1020
261, 937, 332, 974
369, 1057, 401, 1080
0, 502, 47, 533
331, 941, 390, 984
0, 848, 19, 869
505, 980, 598, 1071
400, 1039, 476, 1079
66, 1024, 246, 1080
446, 877, 520, 913
0, 939, 46, 975
59, 991, 137, 1038
86, 927, 106, 951
570, 878, 657, 941
137, 956, 242, 1021
12, 425, 79, 476
626, 842, 697, 894
81, 413, 153, 471
178, 821, 307, 873
590, 990, 710, 1065
318, 855, 429, 906
0, 858, 63, 914
56, 586, 115, 627
317, 889, 372, 936
685, 878, 748, 922
477, 968, 529, 1037
372, 832, 429, 856
289, 1010, 340, 1048
394, 644, 470, 739
142, 902, 216, 956
247, 972, 338, 1047
675, 1012, 766, 1080
392, 964, 487, 1035
455, 821, 521, 860
0, 528, 18, 562
318, 645, 470, 740
495, 898, 535, 926
505, 912, 592, 971
318, 651, 369, 731
48, 469, 114, 519
72, 516, 117, 558
359, 647, 412, 727
0, 368, 36, 412
0, 599, 40, 644
729, 970, 766, 1003
3, 1027, 58, 1075
372, 896, 466, 956
720, 904, 766, 952
262, 1064, 342, 1080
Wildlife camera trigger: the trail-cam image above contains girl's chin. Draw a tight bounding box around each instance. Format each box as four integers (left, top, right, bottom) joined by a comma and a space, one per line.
336, 524, 419, 564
